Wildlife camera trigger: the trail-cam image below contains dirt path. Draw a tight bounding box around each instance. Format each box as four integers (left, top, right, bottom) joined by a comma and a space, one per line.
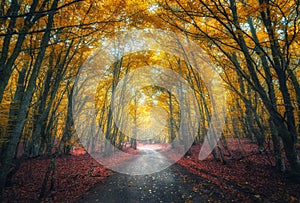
77, 148, 231, 202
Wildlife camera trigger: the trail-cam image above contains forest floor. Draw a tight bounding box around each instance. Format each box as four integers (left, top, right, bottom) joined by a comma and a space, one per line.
3, 139, 300, 202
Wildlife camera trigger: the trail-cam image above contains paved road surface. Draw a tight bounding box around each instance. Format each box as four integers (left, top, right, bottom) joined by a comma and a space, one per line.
77, 148, 226, 203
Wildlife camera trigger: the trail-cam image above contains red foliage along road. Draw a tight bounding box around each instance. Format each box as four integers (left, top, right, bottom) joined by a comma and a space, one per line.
3, 147, 139, 202
3, 139, 300, 202
176, 139, 300, 202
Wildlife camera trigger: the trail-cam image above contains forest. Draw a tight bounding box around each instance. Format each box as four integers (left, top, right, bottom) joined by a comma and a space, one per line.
0, 0, 299, 202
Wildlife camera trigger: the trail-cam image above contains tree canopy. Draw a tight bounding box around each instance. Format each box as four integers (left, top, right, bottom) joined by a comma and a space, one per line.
0, 0, 299, 199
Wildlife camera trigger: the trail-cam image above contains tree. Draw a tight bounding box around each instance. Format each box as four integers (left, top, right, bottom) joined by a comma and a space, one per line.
160, 0, 300, 176
0, 0, 131, 198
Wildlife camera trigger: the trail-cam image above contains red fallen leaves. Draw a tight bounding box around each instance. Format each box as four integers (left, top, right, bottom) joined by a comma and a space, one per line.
3, 153, 109, 202
177, 138, 300, 202
3, 146, 140, 202
3, 139, 300, 202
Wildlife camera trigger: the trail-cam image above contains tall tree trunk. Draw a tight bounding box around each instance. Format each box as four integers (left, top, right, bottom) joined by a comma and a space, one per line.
61, 86, 75, 155
0, 1, 58, 198
259, 0, 299, 176
0, 0, 40, 103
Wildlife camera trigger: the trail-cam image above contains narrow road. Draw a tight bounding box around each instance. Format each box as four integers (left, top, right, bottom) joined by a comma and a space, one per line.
77, 148, 226, 203
118, 147, 173, 175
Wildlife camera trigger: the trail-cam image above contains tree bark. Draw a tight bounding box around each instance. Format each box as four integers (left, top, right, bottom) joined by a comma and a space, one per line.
0, 0, 58, 198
